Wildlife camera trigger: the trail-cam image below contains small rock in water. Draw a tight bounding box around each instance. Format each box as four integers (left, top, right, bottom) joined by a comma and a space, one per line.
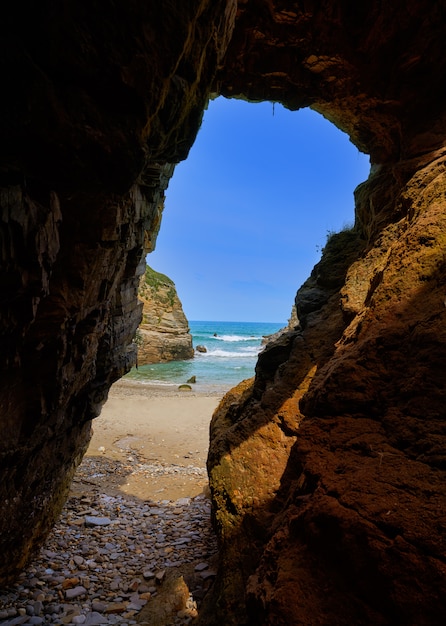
178, 384, 192, 391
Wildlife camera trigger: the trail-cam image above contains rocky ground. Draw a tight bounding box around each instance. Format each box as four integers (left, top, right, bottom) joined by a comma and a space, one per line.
0, 384, 222, 626
0, 455, 218, 626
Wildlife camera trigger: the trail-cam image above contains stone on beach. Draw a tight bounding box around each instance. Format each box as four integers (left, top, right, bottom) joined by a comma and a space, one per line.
84, 516, 112, 527
65, 586, 87, 600
0, 453, 218, 626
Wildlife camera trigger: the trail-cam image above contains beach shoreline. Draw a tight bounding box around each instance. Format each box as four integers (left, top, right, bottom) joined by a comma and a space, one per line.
82, 378, 225, 502
110, 376, 227, 398
0, 378, 225, 625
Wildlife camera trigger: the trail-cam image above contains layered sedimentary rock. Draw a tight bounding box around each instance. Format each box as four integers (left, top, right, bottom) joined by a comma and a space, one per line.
0, 1, 445, 624
137, 265, 193, 364
0, 0, 235, 583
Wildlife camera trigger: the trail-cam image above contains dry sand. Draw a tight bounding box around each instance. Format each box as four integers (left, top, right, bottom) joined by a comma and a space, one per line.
83, 379, 224, 502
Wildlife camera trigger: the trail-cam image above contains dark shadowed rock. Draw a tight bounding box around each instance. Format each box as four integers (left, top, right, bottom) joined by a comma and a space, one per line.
0, 0, 235, 584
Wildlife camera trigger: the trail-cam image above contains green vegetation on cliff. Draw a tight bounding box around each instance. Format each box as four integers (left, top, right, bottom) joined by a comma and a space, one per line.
144, 265, 174, 289
140, 264, 176, 307
136, 264, 194, 363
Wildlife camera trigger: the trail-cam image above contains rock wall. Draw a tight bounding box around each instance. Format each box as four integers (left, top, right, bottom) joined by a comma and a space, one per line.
202, 2, 446, 624
0, 0, 236, 583
137, 265, 194, 364
0, 2, 445, 624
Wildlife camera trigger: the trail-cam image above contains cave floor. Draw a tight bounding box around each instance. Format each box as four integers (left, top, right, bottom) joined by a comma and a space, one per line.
0, 382, 222, 626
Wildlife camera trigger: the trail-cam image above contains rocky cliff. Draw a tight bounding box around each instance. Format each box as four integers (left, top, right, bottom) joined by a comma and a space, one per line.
0, 2, 446, 625
137, 265, 193, 364
202, 3, 446, 624
0, 0, 235, 583
261, 304, 299, 345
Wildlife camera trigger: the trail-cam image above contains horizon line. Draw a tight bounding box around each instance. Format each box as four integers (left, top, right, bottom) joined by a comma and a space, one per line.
188, 319, 287, 325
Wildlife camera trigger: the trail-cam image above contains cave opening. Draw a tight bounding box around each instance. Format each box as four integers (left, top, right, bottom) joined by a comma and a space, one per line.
136, 96, 371, 392
149, 96, 370, 324
0, 95, 373, 622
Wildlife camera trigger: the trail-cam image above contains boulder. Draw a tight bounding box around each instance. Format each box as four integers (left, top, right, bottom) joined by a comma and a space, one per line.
178, 384, 192, 392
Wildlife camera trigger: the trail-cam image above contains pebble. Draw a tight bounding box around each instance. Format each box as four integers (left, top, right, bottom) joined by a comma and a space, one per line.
84, 517, 112, 527
194, 562, 209, 572
0, 455, 217, 625
65, 586, 87, 600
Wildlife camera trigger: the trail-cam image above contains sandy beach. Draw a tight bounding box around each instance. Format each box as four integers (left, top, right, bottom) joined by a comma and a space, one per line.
0, 379, 225, 626
82, 379, 224, 502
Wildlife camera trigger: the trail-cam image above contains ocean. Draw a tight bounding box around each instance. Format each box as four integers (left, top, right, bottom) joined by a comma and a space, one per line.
126, 320, 285, 394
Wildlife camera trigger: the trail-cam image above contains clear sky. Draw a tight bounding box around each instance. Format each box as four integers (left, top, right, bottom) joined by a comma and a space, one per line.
147, 97, 370, 323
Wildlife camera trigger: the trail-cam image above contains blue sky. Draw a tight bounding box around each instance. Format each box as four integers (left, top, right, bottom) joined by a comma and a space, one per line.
148, 97, 370, 323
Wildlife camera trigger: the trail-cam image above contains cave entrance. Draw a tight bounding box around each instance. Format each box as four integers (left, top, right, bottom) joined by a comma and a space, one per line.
1, 99, 371, 625
150, 96, 370, 323
142, 97, 370, 392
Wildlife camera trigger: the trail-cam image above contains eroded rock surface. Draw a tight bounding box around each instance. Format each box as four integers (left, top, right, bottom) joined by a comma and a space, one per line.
0, 0, 235, 583
136, 265, 193, 365
1, 2, 446, 625
203, 2, 446, 623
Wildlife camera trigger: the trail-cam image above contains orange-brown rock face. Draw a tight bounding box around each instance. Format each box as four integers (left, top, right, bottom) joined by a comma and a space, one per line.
206, 158, 446, 625
203, 2, 446, 624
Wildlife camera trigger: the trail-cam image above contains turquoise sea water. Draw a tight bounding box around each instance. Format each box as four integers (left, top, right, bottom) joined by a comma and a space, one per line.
126, 320, 285, 394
